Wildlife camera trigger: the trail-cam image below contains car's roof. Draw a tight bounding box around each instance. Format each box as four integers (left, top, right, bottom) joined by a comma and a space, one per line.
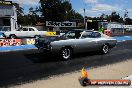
22, 26, 36, 28
71, 29, 88, 31
71, 29, 85, 31
71, 29, 95, 32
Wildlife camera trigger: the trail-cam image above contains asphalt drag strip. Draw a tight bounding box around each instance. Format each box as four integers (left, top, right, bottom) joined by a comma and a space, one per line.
0, 41, 131, 87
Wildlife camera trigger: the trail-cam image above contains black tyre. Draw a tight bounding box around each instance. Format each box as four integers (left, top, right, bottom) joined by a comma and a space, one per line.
60, 47, 72, 60
101, 44, 109, 54
9, 34, 16, 39
38, 47, 44, 53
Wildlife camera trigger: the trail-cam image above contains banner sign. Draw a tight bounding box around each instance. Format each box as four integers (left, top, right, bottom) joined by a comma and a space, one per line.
46, 32, 56, 36
0, 1, 12, 5
26, 39, 35, 45
0, 39, 21, 47
46, 21, 76, 27
21, 39, 36, 45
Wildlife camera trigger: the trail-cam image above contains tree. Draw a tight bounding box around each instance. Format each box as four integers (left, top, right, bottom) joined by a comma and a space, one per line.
99, 12, 123, 23
40, 0, 63, 21
39, 0, 83, 21
13, 3, 24, 25
28, 7, 39, 25
125, 18, 132, 25
13, 3, 24, 16
109, 11, 122, 22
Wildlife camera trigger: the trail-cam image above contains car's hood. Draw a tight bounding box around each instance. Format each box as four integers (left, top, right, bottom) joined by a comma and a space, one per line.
35, 35, 67, 46
35, 35, 67, 48
39, 35, 67, 42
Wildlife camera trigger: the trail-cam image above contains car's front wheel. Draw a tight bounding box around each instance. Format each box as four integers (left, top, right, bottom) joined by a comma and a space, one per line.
38, 47, 44, 53
101, 44, 109, 54
60, 47, 72, 60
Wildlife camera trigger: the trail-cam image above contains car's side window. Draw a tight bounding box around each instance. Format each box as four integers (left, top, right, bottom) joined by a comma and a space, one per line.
29, 28, 35, 31
23, 28, 28, 31
91, 32, 101, 38
81, 32, 92, 38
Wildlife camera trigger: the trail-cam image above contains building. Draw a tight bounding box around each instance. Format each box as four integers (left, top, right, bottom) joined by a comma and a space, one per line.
86, 17, 108, 31
0, 1, 17, 31
107, 22, 125, 33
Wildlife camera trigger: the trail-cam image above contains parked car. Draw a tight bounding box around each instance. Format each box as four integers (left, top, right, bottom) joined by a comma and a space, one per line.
35, 29, 117, 60
4, 27, 46, 39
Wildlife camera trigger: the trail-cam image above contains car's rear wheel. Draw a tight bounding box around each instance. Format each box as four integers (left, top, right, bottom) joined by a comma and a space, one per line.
60, 47, 72, 60
101, 44, 109, 54
38, 47, 44, 53
35, 35, 40, 39
9, 34, 17, 39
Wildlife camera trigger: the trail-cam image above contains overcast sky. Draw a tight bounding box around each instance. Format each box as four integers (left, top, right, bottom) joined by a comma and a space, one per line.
10, 0, 132, 18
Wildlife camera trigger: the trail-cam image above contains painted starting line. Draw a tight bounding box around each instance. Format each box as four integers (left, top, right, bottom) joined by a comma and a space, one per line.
0, 45, 37, 52
0, 36, 132, 52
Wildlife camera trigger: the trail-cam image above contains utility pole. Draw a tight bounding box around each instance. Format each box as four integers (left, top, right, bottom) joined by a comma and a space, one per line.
83, 8, 86, 28
123, 9, 128, 34
84, 8, 86, 29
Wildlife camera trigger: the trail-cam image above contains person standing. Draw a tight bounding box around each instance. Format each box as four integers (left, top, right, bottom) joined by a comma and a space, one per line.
99, 25, 104, 33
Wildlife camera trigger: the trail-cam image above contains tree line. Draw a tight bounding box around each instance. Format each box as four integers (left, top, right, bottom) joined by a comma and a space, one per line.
8, 0, 132, 25
13, 0, 83, 26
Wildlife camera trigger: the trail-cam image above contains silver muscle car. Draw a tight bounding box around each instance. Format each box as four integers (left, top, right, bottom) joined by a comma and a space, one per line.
35, 29, 117, 60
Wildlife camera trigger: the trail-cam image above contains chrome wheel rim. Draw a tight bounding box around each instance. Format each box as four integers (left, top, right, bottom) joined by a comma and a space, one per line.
103, 45, 109, 54
62, 48, 71, 59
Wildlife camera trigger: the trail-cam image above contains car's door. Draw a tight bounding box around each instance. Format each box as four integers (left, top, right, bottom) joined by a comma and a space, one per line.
81, 31, 99, 52
21, 28, 29, 37
15, 28, 27, 37
73, 31, 95, 53
76, 31, 103, 52
29, 28, 36, 37
89, 32, 102, 51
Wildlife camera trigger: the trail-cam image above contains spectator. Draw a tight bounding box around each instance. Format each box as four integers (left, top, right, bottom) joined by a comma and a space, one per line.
99, 25, 104, 33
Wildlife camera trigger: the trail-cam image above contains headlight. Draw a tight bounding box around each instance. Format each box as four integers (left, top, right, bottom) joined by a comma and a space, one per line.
50, 45, 52, 50
47, 44, 52, 50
